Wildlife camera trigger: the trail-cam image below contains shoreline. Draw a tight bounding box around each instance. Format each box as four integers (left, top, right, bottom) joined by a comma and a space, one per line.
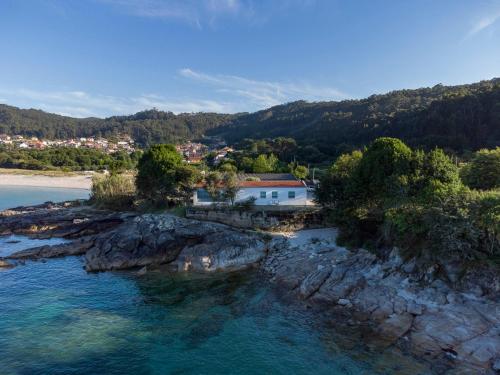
0, 173, 92, 190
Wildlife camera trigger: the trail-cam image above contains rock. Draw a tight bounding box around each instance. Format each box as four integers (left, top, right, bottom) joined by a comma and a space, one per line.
377, 313, 413, 344
407, 300, 423, 315
0, 259, 13, 268
85, 214, 267, 272
137, 266, 147, 276
6, 236, 95, 260
0, 202, 133, 239
492, 358, 500, 371
298, 266, 332, 299
337, 298, 351, 306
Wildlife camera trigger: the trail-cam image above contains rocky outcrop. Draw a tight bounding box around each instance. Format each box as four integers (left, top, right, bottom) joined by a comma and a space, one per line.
262, 229, 500, 372
84, 214, 267, 272
1, 205, 268, 273
0, 201, 133, 238
5, 236, 96, 260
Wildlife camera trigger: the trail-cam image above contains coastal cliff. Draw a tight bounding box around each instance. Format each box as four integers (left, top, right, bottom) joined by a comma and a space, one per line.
1, 202, 499, 373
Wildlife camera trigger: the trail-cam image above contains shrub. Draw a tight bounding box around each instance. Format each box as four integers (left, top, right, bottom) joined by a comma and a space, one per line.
136, 144, 200, 206
461, 147, 500, 190
90, 173, 136, 210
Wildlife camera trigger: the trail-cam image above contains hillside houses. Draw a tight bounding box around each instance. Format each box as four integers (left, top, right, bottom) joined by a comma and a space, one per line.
0, 134, 135, 153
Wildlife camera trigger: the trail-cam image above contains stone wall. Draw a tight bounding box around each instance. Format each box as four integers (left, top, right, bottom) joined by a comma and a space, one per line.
185, 207, 323, 231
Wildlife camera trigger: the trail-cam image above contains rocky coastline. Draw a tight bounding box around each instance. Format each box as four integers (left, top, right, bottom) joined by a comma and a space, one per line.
1, 201, 499, 373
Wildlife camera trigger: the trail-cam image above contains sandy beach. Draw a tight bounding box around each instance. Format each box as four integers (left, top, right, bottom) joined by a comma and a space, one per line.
0, 173, 92, 190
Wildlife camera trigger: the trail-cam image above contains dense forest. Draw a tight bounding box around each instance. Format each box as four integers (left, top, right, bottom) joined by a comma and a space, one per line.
1, 78, 499, 160
211, 78, 500, 160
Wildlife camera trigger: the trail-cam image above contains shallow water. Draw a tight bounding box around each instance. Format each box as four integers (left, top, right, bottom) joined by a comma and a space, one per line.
0, 188, 433, 375
0, 185, 89, 211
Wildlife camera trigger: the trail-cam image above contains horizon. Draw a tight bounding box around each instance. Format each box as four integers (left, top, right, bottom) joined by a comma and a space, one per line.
1, 0, 500, 118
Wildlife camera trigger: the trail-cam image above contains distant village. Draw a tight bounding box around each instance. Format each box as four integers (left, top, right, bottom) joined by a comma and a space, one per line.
176, 140, 233, 165
0, 134, 136, 153
0, 134, 233, 165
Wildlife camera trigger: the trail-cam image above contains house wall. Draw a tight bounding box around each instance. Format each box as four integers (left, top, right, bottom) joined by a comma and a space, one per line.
193, 187, 307, 206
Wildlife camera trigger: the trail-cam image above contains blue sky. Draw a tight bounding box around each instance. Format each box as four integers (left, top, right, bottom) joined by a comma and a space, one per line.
0, 0, 499, 118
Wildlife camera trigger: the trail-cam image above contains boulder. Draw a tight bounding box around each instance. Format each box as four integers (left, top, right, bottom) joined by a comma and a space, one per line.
85, 214, 267, 272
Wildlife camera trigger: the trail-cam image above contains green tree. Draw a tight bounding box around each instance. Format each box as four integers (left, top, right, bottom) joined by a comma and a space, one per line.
462, 147, 500, 190
252, 154, 278, 173
135, 144, 186, 206
353, 137, 413, 202
205, 171, 222, 203
222, 172, 240, 205
291, 164, 308, 179
315, 150, 363, 207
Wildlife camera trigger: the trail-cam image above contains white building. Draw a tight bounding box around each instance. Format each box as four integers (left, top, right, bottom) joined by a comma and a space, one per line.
193, 173, 308, 206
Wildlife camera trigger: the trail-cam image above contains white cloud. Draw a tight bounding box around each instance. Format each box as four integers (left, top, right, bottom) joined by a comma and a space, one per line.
0, 88, 236, 118
467, 11, 500, 37
96, 0, 316, 28
179, 68, 348, 108
98, 0, 247, 27
0, 67, 347, 118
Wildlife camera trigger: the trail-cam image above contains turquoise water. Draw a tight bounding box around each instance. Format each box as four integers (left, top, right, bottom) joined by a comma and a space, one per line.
0, 185, 89, 211
0, 189, 432, 375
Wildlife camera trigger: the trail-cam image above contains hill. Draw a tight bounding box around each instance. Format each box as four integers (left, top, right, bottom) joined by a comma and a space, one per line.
210, 78, 500, 159
1, 78, 499, 160
0, 106, 236, 146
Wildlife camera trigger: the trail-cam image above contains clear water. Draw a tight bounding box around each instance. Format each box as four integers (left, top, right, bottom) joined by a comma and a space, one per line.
0, 185, 89, 211
0, 189, 432, 375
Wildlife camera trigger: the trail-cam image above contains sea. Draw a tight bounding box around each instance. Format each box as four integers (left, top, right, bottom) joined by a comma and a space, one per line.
0, 186, 432, 374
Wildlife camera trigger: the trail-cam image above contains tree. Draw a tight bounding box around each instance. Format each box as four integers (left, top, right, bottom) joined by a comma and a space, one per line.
222, 172, 240, 205
315, 150, 363, 207
218, 162, 237, 173
175, 165, 201, 204
252, 154, 278, 173
417, 148, 463, 199
135, 144, 190, 206
291, 165, 309, 179
353, 137, 413, 201
462, 147, 500, 190
205, 171, 222, 203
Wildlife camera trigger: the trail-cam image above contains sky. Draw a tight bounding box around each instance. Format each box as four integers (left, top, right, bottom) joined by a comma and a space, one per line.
0, 0, 499, 118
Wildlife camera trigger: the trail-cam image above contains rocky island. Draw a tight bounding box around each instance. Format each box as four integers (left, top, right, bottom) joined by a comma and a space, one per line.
1, 201, 498, 374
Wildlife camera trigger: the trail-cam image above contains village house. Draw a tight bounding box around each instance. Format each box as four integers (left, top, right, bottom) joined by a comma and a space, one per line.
193, 173, 309, 206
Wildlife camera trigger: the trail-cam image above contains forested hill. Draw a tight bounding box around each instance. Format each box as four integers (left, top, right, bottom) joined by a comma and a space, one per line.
0, 106, 236, 146
209, 78, 500, 158
1, 78, 499, 156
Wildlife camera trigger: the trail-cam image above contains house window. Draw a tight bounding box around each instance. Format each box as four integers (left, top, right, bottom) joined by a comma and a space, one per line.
272, 191, 278, 199
260, 191, 266, 199
288, 191, 296, 199
196, 189, 213, 202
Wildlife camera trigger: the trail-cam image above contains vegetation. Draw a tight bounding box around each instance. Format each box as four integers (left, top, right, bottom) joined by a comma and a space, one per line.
461, 147, 500, 190
0, 106, 234, 147
90, 173, 136, 210
211, 78, 500, 161
0, 146, 140, 171
135, 144, 200, 206
316, 137, 499, 274
203, 170, 240, 205
2, 78, 499, 161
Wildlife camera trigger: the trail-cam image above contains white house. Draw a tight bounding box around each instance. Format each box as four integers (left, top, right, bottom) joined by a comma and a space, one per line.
193, 173, 308, 206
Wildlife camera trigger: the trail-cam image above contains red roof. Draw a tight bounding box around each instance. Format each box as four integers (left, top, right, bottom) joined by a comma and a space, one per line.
239, 180, 305, 188
196, 180, 305, 188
